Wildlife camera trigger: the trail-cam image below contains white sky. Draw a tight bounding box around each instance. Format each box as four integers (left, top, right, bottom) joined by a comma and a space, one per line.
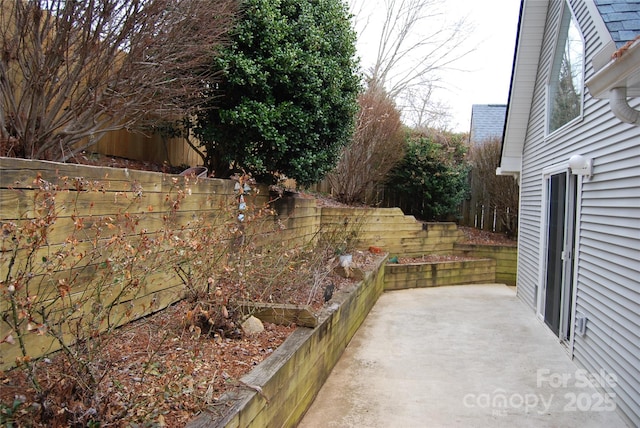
349, 0, 521, 133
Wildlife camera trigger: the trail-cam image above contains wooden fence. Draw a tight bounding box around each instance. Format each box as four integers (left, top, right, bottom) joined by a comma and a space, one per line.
92, 128, 202, 167
458, 200, 518, 236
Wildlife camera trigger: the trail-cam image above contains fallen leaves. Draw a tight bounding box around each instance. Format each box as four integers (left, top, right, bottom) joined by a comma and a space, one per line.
458, 226, 517, 246
0, 301, 295, 427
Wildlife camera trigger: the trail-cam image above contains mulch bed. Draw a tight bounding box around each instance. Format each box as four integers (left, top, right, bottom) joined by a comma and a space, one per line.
0, 300, 296, 427
0, 251, 382, 427
458, 226, 517, 247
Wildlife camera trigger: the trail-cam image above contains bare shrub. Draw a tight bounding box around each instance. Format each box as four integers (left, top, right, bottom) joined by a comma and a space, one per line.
201, 181, 368, 316
0, 0, 237, 161
1, 177, 182, 424
328, 82, 406, 204
0, 174, 253, 424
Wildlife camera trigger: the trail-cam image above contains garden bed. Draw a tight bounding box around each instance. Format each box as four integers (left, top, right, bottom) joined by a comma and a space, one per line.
0, 300, 294, 427
188, 255, 387, 427
0, 250, 382, 427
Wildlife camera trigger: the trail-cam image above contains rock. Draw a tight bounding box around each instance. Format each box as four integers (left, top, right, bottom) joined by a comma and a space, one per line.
241, 316, 264, 335
333, 265, 364, 280
323, 282, 335, 302
338, 254, 353, 267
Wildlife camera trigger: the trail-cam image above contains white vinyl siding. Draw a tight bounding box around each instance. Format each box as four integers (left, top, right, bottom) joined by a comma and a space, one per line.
514, 0, 640, 425
516, 0, 563, 310
575, 134, 640, 425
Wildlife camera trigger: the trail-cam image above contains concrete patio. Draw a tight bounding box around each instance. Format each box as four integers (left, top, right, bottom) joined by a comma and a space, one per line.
298, 284, 628, 427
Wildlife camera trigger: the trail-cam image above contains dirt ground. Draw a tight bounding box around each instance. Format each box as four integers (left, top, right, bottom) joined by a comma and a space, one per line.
1, 154, 515, 426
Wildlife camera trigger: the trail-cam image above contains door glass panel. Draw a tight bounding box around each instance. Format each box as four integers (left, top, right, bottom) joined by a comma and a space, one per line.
544, 172, 567, 335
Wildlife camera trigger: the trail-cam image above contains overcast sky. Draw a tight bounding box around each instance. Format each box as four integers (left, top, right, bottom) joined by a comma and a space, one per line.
349, 0, 522, 133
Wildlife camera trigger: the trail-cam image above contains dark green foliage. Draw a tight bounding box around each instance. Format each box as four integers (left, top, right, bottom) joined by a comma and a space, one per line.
386, 131, 470, 221
195, 0, 360, 186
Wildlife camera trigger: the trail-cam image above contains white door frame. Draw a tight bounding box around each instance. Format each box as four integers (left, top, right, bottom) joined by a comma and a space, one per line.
537, 162, 582, 352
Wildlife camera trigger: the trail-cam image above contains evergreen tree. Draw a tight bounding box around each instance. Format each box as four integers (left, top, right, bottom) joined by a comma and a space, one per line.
195, 0, 360, 186
386, 131, 469, 221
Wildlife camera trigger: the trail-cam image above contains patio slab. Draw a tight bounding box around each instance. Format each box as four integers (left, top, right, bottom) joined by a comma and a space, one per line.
297, 284, 628, 427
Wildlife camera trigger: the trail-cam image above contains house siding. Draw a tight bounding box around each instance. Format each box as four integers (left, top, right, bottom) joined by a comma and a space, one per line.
515, 0, 561, 310
516, 0, 640, 425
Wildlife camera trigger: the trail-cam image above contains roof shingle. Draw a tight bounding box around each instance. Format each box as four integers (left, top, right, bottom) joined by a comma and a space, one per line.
595, 0, 640, 47
469, 104, 506, 144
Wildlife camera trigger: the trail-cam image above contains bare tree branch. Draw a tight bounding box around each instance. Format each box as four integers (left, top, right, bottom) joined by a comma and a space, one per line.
349, 0, 474, 128
400, 83, 452, 131
467, 137, 519, 237
0, 0, 237, 161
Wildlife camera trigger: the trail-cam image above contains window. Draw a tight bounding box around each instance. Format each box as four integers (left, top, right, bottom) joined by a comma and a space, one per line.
548, 3, 584, 133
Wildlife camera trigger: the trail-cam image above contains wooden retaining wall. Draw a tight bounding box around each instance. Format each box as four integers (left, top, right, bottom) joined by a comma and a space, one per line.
384, 259, 497, 291
453, 243, 517, 286
319, 207, 463, 256
0, 158, 271, 369
270, 194, 321, 248
188, 258, 387, 428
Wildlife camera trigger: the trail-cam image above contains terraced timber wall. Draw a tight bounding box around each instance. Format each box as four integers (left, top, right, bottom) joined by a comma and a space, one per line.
270, 193, 320, 248
188, 258, 387, 428
453, 244, 517, 286
0, 158, 276, 369
384, 259, 497, 291
0, 158, 516, 369
319, 207, 464, 257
